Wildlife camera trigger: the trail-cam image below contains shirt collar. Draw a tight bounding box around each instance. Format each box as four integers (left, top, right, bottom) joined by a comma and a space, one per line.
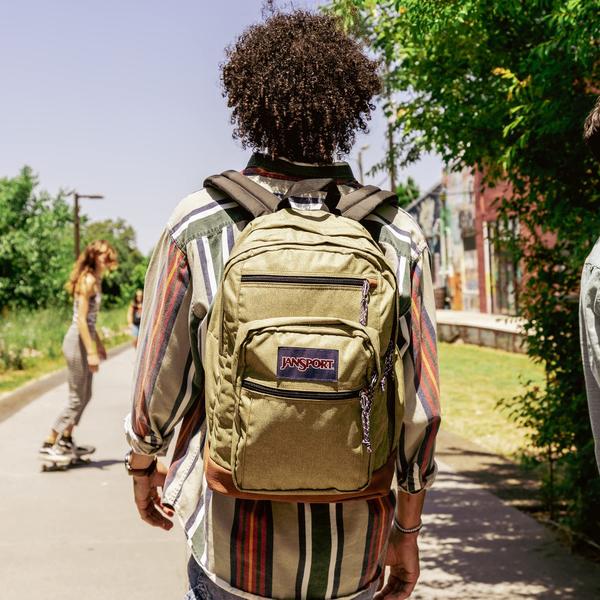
243, 152, 357, 183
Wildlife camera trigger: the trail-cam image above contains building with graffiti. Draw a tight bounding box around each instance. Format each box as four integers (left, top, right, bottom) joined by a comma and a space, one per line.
406, 167, 520, 315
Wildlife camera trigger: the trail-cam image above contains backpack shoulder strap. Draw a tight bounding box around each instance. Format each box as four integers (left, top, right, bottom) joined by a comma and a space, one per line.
203, 170, 281, 218
337, 185, 397, 221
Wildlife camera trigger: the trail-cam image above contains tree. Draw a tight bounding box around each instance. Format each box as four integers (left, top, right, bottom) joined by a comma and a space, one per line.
0, 169, 148, 311
329, 0, 600, 538
0, 168, 73, 309
83, 219, 148, 307
396, 176, 420, 208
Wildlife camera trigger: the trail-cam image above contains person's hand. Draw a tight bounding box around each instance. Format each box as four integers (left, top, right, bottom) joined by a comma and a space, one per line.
87, 352, 100, 373
374, 529, 420, 600
97, 343, 107, 360
133, 461, 174, 531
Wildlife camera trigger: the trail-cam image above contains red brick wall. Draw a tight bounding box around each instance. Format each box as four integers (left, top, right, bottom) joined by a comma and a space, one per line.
474, 169, 556, 314
474, 169, 513, 312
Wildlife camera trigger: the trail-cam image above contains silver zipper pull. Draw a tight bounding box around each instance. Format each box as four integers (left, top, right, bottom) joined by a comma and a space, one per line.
380, 339, 396, 391
360, 279, 370, 326
360, 371, 379, 453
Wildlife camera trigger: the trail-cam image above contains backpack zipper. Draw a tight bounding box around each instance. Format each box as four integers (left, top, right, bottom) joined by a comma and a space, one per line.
242, 379, 360, 400
243, 378, 376, 452
241, 274, 376, 325
241, 274, 376, 287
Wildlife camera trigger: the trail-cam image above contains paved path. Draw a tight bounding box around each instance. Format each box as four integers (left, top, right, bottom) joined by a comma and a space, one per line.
418, 468, 600, 599
1, 349, 599, 599
0, 349, 186, 600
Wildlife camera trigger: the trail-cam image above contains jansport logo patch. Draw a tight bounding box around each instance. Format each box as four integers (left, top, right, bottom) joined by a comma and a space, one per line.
277, 347, 338, 382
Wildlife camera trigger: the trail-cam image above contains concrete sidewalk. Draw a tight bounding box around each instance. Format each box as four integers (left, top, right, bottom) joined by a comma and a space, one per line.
418, 467, 600, 599
0, 348, 598, 599
0, 349, 186, 600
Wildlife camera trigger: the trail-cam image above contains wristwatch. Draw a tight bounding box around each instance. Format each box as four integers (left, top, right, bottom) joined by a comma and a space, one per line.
124, 450, 158, 477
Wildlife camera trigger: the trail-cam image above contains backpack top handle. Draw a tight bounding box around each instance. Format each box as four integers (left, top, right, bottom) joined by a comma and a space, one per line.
282, 178, 341, 214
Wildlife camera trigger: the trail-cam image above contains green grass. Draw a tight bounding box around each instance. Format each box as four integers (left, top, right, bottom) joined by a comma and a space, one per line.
0, 305, 129, 394
96, 306, 131, 346
439, 341, 545, 458
0, 308, 545, 460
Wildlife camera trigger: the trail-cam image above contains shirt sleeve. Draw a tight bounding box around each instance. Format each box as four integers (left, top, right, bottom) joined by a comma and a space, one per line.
124, 229, 198, 456
396, 244, 442, 493
579, 263, 600, 470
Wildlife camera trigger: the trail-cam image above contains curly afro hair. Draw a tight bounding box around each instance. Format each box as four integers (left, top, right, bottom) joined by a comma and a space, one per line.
584, 96, 600, 161
221, 10, 381, 164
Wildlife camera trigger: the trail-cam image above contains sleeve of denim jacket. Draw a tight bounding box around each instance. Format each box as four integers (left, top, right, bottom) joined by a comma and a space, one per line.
396, 245, 442, 493
579, 262, 600, 469
124, 228, 199, 456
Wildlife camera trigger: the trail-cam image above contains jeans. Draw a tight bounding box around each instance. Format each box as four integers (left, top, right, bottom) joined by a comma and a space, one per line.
185, 557, 243, 600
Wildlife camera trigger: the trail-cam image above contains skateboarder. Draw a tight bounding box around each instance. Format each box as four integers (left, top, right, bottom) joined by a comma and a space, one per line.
39, 240, 117, 467
125, 9, 440, 600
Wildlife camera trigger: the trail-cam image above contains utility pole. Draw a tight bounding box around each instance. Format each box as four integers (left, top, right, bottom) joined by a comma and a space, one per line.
357, 144, 369, 183
71, 192, 104, 258
383, 61, 396, 193
387, 121, 396, 193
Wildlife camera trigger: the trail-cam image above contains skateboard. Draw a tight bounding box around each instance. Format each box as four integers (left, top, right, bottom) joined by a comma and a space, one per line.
39, 449, 95, 472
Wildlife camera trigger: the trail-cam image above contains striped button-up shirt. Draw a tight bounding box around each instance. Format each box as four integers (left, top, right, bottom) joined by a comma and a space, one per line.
125, 153, 441, 600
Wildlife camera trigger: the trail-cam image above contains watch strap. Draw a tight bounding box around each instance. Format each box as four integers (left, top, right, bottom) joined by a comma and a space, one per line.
125, 451, 157, 477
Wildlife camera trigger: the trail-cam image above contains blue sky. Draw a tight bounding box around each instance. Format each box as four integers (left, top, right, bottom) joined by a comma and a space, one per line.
0, 0, 441, 253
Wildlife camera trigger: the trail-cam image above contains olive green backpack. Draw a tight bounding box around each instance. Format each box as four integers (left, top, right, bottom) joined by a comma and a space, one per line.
202, 171, 403, 502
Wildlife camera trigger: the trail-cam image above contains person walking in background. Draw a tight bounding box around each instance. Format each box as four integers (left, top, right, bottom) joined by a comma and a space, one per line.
38, 240, 117, 464
580, 96, 600, 471
124, 9, 440, 600
127, 289, 143, 348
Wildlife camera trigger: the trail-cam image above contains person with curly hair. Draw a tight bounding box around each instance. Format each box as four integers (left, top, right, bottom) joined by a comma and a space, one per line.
580, 96, 600, 472
124, 9, 440, 600
39, 240, 117, 465
583, 96, 600, 161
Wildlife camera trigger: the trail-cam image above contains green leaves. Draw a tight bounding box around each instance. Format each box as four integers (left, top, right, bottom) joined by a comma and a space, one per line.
0, 168, 73, 310
329, 0, 600, 538
395, 176, 420, 207
0, 169, 148, 312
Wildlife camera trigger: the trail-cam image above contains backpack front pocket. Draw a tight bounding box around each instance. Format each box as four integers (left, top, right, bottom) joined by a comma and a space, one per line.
234, 381, 368, 493
237, 273, 379, 333
230, 317, 381, 495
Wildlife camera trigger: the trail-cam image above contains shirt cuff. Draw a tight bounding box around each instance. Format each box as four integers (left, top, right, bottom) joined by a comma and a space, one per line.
396, 461, 438, 494
124, 413, 169, 457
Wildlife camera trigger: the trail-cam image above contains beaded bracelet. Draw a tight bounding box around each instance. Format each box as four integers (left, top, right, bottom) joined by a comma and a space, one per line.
393, 517, 423, 534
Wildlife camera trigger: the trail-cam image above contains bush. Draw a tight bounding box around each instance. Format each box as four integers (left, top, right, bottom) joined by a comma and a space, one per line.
0, 168, 149, 312
330, 0, 600, 541
0, 168, 73, 309
0, 305, 128, 374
